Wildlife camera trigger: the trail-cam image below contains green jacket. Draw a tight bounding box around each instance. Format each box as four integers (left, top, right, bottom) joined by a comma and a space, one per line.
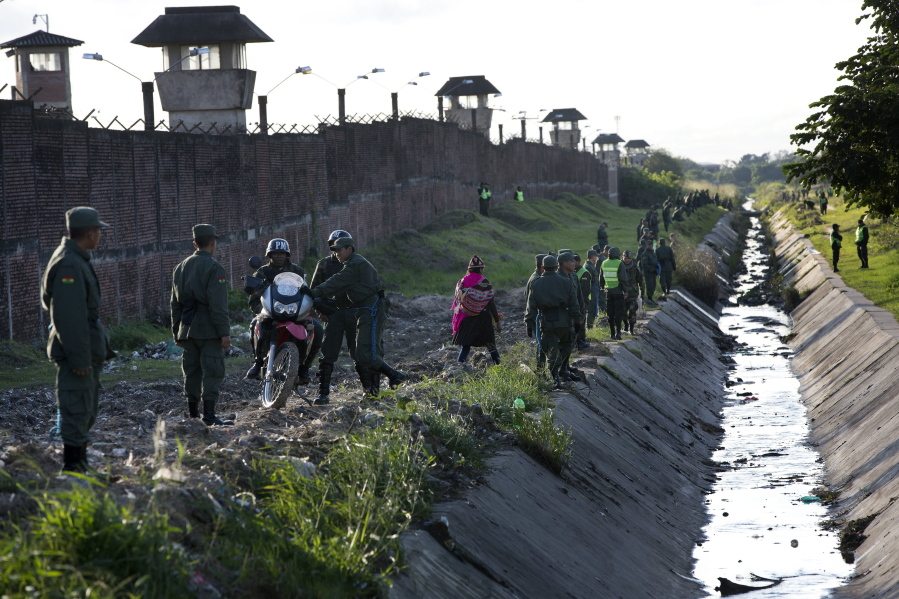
171, 250, 230, 340
309, 252, 381, 307
310, 254, 353, 309
655, 245, 676, 271
41, 237, 112, 368
525, 272, 579, 329
621, 259, 640, 296
249, 260, 306, 314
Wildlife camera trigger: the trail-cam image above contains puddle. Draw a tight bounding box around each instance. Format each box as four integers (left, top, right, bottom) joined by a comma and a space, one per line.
691, 202, 852, 597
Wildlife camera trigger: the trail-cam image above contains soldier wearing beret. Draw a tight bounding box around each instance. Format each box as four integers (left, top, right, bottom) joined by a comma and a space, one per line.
309, 236, 406, 397
171, 224, 232, 426
41, 206, 115, 472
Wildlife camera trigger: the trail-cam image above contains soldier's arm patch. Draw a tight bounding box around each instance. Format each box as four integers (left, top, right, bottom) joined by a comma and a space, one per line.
218, 276, 227, 284
60, 275, 76, 284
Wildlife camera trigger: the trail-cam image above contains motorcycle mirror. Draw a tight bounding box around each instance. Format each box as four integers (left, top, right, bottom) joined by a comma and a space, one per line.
248, 256, 264, 269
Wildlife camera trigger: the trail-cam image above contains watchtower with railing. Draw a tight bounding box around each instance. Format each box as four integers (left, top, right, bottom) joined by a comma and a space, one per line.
131, 5, 272, 132
1, 30, 83, 113
593, 133, 624, 165
624, 139, 651, 166
542, 108, 587, 149
434, 75, 500, 136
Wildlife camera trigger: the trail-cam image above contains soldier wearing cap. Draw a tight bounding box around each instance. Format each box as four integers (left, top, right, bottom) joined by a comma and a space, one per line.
309, 236, 407, 397
557, 252, 584, 381
41, 207, 115, 472
244, 238, 322, 383
586, 249, 602, 328
309, 229, 359, 404
171, 224, 232, 426
524, 255, 579, 387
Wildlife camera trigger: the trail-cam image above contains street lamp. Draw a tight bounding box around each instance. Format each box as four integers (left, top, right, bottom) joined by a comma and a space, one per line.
32, 14, 49, 32
83, 52, 154, 130
258, 65, 312, 134
391, 71, 430, 119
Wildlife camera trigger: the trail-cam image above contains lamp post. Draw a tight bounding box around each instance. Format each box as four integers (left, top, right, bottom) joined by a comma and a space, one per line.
338, 68, 385, 125
390, 71, 429, 119
258, 65, 311, 134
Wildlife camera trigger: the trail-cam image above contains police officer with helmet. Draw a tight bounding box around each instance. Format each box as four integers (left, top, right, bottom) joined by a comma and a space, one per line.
244, 238, 323, 383
309, 229, 358, 404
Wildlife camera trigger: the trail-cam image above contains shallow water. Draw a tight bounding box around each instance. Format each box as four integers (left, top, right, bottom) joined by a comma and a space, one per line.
691, 205, 853, 597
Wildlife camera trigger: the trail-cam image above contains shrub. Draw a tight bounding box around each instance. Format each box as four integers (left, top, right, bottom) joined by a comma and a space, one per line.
674, 247, 720, 307
782, 285, 802, 312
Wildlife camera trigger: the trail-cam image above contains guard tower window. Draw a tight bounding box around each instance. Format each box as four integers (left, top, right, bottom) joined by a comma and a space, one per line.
181, 44, 220, 70
28, 52, 62, 72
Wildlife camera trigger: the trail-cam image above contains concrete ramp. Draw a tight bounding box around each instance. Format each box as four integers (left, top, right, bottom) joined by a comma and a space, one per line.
392, 292, 728, 598
769, 210, 899, 598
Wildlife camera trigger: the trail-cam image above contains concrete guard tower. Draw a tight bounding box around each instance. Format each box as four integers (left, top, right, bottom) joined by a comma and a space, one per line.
435, 75, 500, 136
624, 139, 650, 166
542, 108, 587, 149
132, 5, 272, 133
1, 30, 83, 114
593, 133, 624, 165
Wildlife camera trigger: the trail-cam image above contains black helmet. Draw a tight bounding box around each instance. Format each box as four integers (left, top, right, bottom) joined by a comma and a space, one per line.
608, 246, 621, 259
327, 229, 351, 245
266, 238, 290, 256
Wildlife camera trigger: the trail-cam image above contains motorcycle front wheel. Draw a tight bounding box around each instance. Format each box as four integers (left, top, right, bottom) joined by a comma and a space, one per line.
262, 342, 300, 409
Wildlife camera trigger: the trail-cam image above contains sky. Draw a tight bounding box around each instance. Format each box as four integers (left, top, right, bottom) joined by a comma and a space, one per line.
0, 0, 872, 164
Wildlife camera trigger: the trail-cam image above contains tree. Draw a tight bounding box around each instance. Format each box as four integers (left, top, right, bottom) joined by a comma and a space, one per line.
785, 0, 899, 216
644, 150, 683, 177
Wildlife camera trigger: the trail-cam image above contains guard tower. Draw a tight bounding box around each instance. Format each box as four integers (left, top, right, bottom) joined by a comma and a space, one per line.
1, 30, 83, 113
542, 108, 587, 149
593, 133, 624, 165
132, 5, 272, 132
624, 139, 650, 166
435, 75, 500, 136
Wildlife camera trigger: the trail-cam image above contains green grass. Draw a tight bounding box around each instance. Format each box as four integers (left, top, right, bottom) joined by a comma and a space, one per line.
107, 321, 171, 352
756, 187, 899, 320
668, 204, 729, 248
364, 193, 650, 296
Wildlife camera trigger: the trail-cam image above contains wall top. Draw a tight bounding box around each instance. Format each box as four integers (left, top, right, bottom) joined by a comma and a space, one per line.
131, 5, 273, 47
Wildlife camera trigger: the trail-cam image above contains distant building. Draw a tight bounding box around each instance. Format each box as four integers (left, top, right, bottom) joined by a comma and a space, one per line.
624, 139, 650, 167
542, 108, 587, 149
132, 5, 272, 133
592, 133, 624, 165
434, 75, 500, 137
1, 30, 83, 114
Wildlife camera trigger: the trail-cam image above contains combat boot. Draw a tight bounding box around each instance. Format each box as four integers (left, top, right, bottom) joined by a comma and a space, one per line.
366, 369, 382, 398
187, 399, 200, 418
296, 365, 311, 386
315, 362, 333, 405
378, 364, 408, 388
244, 359, 263, 380
202, 400, 235, 427
62, 444, 86, 473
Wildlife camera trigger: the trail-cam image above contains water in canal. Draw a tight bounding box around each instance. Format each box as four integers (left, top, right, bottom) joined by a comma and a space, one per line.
691, 203, 853, 597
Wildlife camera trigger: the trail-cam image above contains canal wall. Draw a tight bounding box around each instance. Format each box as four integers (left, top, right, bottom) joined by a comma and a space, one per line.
769, 209, 899, 598
392, 216, 743, 598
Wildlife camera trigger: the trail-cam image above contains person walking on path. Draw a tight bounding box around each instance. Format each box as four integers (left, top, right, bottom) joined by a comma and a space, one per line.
855, 218, 869, 269
655, 238, 677, 296
621, 250, 640, 335
477, 182, 492, 217
171, 224, 233, 426
819, 191, 828, 215
829, 223, 843, 272
309, 236, 407, 397
639, 238, 659, 305
600, 247, 629, 340
451, 255, 502, 365
41, 207, 115, 472
525, 255, 579, 387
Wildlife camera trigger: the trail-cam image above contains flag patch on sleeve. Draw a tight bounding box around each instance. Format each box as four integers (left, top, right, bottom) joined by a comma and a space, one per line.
61, 276, 75, 284
218, 276, 226, 284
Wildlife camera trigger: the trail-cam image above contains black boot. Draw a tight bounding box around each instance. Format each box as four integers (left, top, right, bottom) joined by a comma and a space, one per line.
244, 360, 263, 380
378, 364, 408, 388
62, 444, 85, 473
296, 365, 311, 386
315, 362, 333, 405
202, 400, 234, 427
188, 400, 200, 418
368, 369, 382, 398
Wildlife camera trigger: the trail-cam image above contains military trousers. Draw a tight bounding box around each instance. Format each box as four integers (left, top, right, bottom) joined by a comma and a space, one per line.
659, 268, 674, 294
182, 338, 225, 406
856, 243, 868, 268
606, 291, 625, 336
319, 308, 358, 365
625, 296, 638, 329
55, 363, 101, 446
644, 272, 657, 301
540, 325, 572, 376
354, 298, 387, 371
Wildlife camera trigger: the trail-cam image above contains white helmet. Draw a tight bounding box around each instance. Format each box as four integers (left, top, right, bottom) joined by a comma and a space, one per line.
266, 238, 290, 256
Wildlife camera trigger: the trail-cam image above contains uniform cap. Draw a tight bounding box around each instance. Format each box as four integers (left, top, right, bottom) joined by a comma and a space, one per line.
66, 206, 109, 230
558, 252, 576, 263
192, 223, 218, 239
332, 236, 354, 249
587, 249, 599, 258
535, 253, 547, 266
542, 255, 559, 269
558, 248, 573, 256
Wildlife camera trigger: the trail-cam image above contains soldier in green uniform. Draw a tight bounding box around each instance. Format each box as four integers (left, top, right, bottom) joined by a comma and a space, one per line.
655, 238, 677, 296
309, 230, 359, 404
308, 236, 406, 397
525, 255, 580, 388
639, 238, 659, 305
525, 254, 547, 369
574, 254, 592, 349
621, 250, 640, 334
557, 252, 583, 381
171, 224, 233, 426
855, 219, 869, 269
41, 206, 114, 472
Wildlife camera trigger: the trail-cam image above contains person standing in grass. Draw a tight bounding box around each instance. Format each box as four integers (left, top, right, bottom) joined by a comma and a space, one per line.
819, 191, 828, 215
621, 250, 640, 335
656, 238, 676, 296
830, 223, 843, 272
451, 255, 501, 365
855, 218, 869, 269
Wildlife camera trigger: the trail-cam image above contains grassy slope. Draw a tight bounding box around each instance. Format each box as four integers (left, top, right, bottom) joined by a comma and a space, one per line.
756, 184, 899, 320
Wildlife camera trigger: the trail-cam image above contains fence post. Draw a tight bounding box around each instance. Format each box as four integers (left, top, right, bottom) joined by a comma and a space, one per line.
520, 118, 526, 140
438, 96, 444, 122
142, 82, 155, 131
391, 92, 399, 120
498, 123, 503, 143
258, 94, 268, 135
539, 126, 543, 144
338, 88, 346, 126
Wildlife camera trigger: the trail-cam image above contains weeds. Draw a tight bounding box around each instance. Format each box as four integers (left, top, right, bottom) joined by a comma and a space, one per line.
107, 321, 171, 352
673, 247, 720, 307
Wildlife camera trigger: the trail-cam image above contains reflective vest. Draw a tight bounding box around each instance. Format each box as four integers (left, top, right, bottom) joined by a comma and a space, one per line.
576, 265, 589, 280
856, 226, 867, 243
830, 233, 841, 248
601, 259, 621, 289
479, 188, 491, 200
515, 190, 524, 202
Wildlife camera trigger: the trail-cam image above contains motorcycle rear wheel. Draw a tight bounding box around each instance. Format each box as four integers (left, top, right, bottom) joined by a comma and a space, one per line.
262, 343, 300, 409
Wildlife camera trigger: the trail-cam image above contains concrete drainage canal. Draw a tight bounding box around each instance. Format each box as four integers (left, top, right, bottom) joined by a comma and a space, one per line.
691, 202, 853, 597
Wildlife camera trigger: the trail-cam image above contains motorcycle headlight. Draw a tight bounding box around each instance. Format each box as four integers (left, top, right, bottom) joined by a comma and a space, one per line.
273, 301, 298, 315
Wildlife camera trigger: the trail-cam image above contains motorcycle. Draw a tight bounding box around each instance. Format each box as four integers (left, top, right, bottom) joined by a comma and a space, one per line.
244, 257, 316, 409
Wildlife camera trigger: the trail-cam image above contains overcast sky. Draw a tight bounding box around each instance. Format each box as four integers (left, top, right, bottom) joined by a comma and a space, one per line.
0, 0, 871, 163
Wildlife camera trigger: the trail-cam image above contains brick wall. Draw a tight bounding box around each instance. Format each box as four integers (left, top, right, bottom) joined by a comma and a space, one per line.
0, 101, 609, 341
